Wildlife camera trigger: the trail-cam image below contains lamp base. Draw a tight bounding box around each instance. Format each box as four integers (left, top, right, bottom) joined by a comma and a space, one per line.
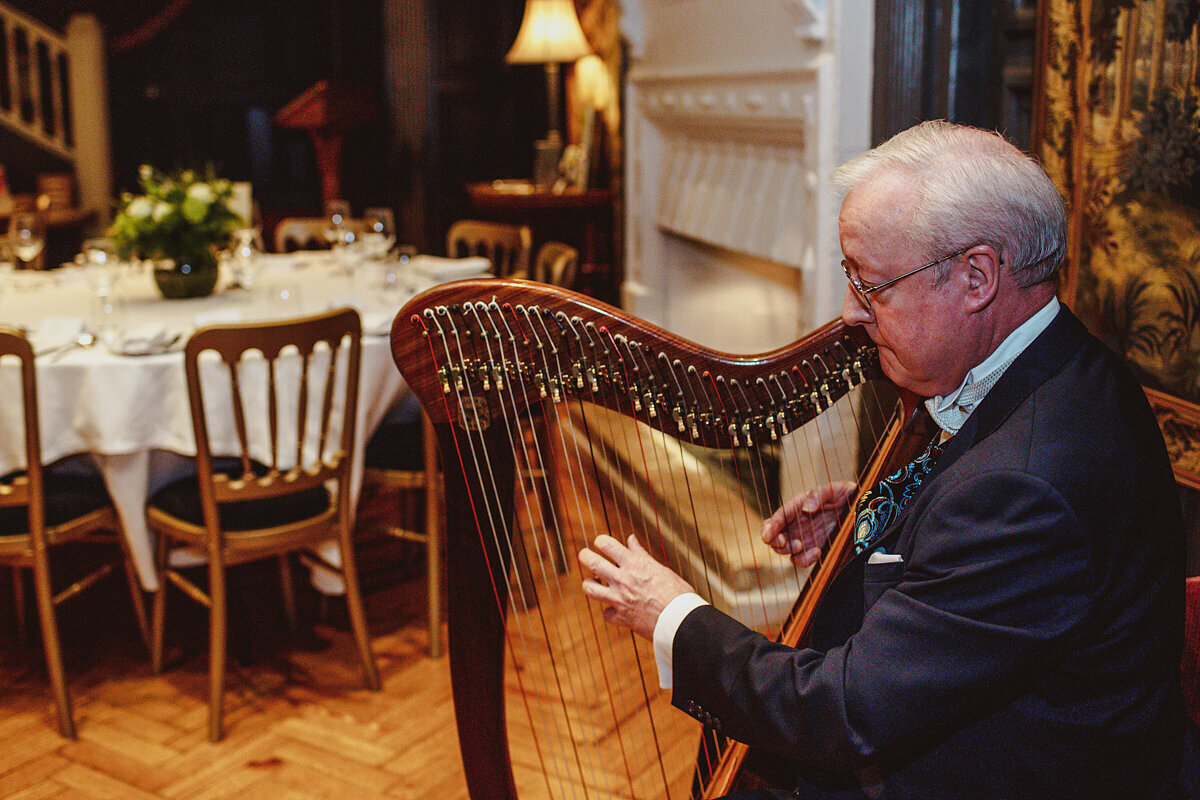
533, 136, 563, 190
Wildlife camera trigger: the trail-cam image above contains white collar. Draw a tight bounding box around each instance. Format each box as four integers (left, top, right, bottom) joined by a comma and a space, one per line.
925, 297, 1060, 435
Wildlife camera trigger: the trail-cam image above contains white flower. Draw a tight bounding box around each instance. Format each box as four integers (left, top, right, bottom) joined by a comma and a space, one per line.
187, 182, 214, 204
126, 196, 153, 218
151, 200, 171, 221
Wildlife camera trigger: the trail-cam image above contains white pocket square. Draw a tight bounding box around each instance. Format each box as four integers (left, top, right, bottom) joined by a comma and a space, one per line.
867, 551, 904, 564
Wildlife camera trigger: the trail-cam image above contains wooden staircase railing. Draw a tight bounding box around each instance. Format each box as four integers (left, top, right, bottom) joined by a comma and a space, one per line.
0, 3, 74, 161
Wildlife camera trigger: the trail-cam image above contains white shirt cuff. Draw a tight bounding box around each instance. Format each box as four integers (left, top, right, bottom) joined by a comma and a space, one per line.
653, 592, 709, 689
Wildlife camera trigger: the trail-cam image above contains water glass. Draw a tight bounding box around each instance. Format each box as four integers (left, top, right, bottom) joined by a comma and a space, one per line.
83, 250, 122, 341
395, 244, 419, 291
362, 207, 396, 260
323, 199, 352, 247
228, 228, 262, 290
9, 212, 45, 270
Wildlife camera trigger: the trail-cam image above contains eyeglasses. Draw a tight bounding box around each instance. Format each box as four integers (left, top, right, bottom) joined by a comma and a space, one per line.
842, 246, 971, 311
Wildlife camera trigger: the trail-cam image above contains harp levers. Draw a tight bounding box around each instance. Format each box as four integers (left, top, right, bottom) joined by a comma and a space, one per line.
390, 280, 913, 800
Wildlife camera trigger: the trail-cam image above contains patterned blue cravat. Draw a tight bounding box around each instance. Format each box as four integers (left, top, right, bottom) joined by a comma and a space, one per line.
853, 436, 944, 554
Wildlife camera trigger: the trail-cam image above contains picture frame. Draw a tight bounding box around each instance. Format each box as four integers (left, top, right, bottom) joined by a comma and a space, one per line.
1033, 0, 1200, 489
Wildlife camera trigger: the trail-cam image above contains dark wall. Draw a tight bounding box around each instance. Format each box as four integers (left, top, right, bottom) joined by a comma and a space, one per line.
10, 0, 538, 252
872, 0, 1036, 151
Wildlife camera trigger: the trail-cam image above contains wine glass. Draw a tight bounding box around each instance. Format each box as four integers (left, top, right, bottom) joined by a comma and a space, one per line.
322, 199, 352, 247
393, 244, 419, 292
362, 207, 396, 260
9, 212, 45, 270
82, 239, 121, 341
228, 228, 262, 290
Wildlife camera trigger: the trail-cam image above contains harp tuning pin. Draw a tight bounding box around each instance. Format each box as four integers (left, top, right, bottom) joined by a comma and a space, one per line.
673, 407, 686, 433
727, 423, 740, 448
535, 372, 548, 399
438, 367, 452, 395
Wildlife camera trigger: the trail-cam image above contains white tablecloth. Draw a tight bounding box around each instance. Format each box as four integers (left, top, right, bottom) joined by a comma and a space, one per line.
0, 252, 487, 590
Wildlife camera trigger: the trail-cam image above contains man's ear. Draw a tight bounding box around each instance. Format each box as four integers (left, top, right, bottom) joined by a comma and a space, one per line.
963, 245, 1001, 313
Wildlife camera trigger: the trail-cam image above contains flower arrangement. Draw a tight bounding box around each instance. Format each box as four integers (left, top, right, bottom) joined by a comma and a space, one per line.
108, 164, 242, 262
108, 165, 243, 297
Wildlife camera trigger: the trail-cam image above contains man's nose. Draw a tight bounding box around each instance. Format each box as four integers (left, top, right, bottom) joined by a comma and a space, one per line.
842, 286, 872, 326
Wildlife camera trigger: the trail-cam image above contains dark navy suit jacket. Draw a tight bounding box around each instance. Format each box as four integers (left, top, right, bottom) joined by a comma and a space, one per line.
673, 308, 1187, 799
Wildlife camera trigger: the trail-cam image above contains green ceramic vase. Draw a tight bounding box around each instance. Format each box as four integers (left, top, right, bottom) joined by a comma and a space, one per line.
152, 247, 220, 299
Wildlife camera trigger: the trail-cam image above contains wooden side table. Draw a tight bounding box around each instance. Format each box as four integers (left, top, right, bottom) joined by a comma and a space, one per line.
465, 181, 617, 305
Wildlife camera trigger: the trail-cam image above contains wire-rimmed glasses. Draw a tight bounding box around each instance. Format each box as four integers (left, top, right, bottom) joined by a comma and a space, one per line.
842, 246, 971, 311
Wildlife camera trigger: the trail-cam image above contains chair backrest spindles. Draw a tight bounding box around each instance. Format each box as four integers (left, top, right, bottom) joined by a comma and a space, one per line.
446, 219, 532, 278
184, 309, 361, 508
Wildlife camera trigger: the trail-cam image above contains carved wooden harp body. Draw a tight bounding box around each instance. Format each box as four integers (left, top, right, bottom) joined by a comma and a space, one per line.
390, 279, 915, 800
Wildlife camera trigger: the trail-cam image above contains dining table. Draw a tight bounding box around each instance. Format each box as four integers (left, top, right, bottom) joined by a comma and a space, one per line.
0, 249, 491, 592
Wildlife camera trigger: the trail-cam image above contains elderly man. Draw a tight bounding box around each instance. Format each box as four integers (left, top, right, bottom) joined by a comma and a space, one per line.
579, 120, 1187, 798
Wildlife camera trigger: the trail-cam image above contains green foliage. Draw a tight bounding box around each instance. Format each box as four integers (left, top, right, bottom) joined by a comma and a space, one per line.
107, 165, 241, 263
1122, 89, 1200, 207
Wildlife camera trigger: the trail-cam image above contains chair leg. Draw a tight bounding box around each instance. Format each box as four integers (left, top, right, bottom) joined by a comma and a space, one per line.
278, 554, 297, 637
422, 413, 443, 659
426, 480, 442, 659
119, 548, 151, 654
12, 566, 26, 644
150, 535, 169, 674
337, 530, 381, 691
31, 553, 76, 738
207, 559, 227, 742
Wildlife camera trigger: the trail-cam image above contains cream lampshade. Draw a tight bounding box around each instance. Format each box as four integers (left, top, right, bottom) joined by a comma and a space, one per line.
506, 0, 592, 184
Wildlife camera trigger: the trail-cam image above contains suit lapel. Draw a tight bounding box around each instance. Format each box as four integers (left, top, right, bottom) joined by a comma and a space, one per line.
855, 306, 1089, 557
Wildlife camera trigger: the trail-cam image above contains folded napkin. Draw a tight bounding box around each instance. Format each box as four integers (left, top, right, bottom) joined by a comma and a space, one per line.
112, 323, 178, 355
414, 255, 493, 280
33, 316, 85, 353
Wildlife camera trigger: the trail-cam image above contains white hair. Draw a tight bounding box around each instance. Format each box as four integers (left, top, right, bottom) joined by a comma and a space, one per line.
832, 120, 1067, 287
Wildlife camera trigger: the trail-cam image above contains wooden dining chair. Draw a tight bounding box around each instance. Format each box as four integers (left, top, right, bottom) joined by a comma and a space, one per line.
0, 327, 149, 739
360, 405, 442, 657
273, 217, 367, 252
529, 240, 579, 288
445, 219, 532, 278
145, 308, 381, 741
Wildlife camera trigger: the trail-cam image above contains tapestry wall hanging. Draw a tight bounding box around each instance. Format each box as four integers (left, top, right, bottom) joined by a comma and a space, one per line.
1035, 0, 1200, 488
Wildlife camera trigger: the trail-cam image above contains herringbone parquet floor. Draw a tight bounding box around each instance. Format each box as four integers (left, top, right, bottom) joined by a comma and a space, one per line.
0, 492, 471, 800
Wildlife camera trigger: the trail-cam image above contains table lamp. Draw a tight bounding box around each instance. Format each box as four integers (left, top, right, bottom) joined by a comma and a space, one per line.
506, 0, 593, 187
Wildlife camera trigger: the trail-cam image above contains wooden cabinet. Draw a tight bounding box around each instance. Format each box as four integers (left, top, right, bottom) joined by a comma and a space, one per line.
465, 181, 618, 305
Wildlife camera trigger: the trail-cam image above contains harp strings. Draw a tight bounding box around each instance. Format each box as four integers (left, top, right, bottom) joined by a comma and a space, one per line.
412, 299, 888, 800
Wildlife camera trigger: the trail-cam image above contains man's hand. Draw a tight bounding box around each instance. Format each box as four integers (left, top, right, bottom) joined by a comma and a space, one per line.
761, 481, 857, 566
579, 534, 695, 640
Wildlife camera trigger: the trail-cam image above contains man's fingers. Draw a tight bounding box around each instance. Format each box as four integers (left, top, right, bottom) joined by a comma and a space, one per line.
591, 533, 630, 564
579, 546, 616, 584
792, 547, 823, 567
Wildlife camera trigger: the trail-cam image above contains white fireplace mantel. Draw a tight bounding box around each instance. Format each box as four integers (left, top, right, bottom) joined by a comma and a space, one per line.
621, 0, 873, 353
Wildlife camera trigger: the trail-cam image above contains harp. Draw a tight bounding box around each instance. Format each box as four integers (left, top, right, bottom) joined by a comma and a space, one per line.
389, 279, 925, 800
